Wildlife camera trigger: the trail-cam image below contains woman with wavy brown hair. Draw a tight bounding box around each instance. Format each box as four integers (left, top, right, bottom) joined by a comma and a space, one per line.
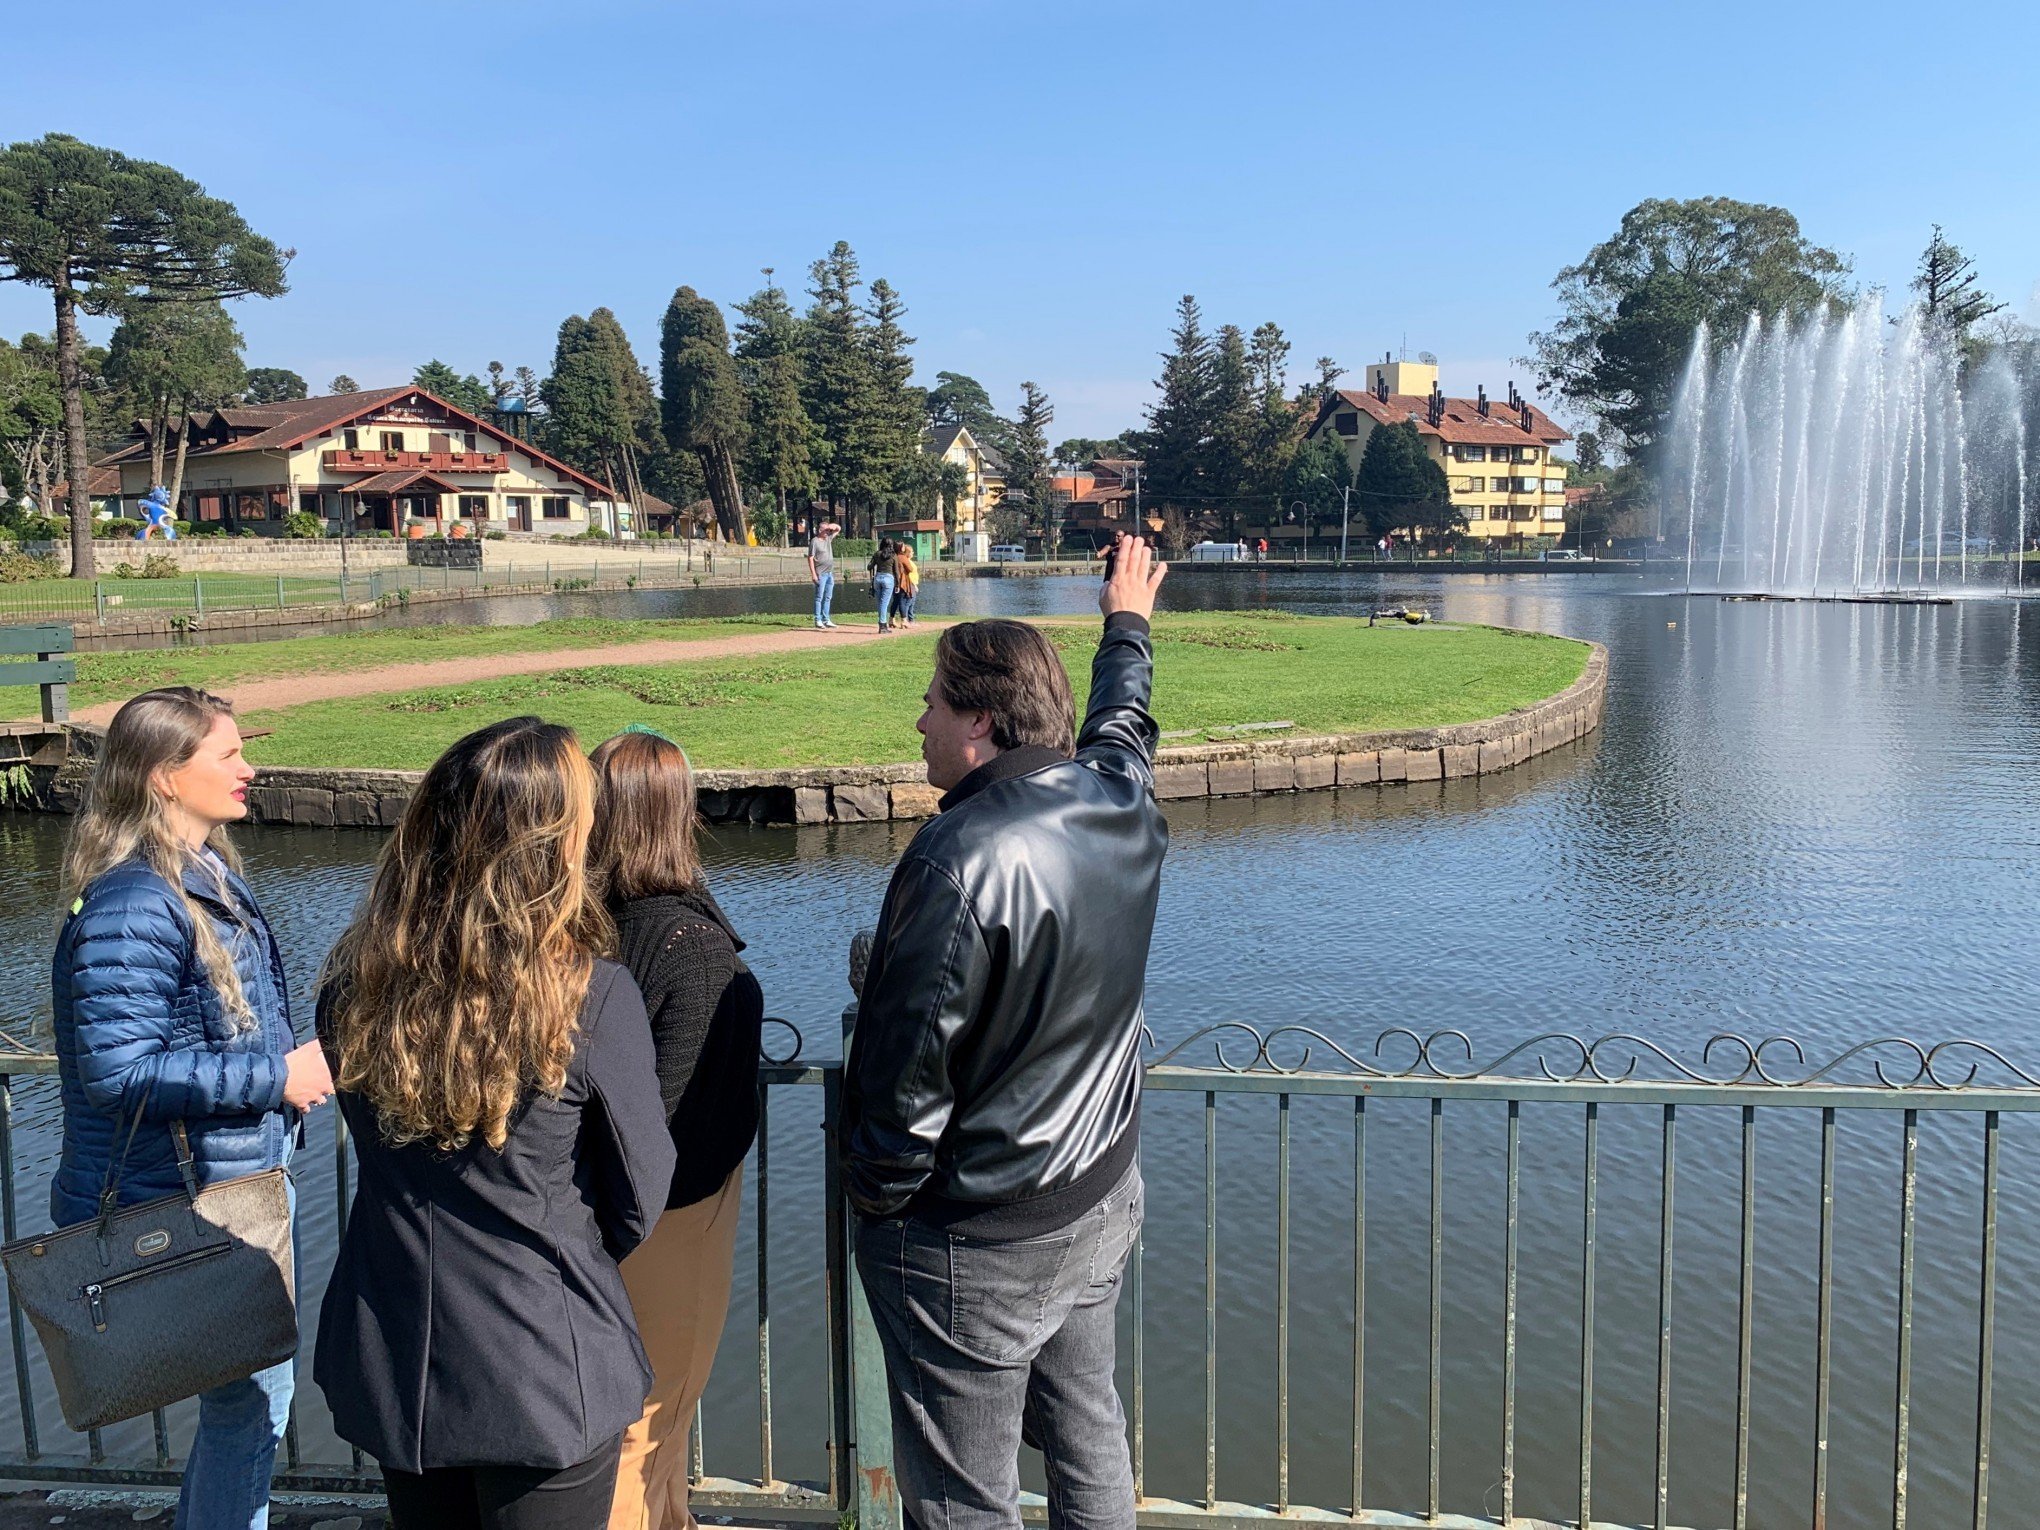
314, 716, 674, 1530
587, 728, 763, 1530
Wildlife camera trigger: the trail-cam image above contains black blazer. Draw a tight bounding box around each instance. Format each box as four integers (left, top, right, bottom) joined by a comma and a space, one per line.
313, 959, 676, 1473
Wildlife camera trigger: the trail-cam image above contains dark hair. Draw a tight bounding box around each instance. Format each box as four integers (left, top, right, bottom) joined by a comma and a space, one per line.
587, 730, 701, 900
933, 620, 1076, 755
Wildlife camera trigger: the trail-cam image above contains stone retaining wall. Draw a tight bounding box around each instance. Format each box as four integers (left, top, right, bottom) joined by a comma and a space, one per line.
28, 641, 1605, 828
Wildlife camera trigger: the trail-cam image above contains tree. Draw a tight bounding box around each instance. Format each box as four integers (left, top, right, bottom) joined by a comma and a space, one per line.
514, 366, 543, 410
1007, 382, 1055, 548
1055, 435, 1134, 464
925, 371, 1013, 455
0, 334, 65, 512
1207, 324, 1257, 517
242, 367, 305, 404
105, 300, 244, 513
802, 241, 877, 523
0, 133, 288, 576
734, 274, 817, 536
1314, 356, 1346, 396
1281, 431, 1353, 541
1573, 430, 1604, 474
660, 285, 749, 542
1353, 420, 1454, 541
412, 360, 492, 415
1526, 197, 1850, 459
1142, 294, 1217, 508
328, 374, 359, 395
487, 360, 511, 406
1912, 226, 2004, 339
542, 310, 662, 530
862, 278, 923, 515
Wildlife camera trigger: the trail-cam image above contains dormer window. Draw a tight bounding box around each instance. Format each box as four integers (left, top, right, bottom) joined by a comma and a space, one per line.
342, 428, 359, 451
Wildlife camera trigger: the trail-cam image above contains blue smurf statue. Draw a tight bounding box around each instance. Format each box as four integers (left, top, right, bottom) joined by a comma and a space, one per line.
136, 485, 177, 540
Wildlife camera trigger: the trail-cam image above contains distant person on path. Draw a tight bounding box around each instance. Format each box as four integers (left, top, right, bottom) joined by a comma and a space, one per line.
870, 537, 898, 634
316, 718, 674, 1530
842, 533, 1170, 1530
809, 521, 841, 629
1257, 536, 1268, 562
589, 728, 764, 1530
892, 540, 919, 628
52, 686, 333, 1530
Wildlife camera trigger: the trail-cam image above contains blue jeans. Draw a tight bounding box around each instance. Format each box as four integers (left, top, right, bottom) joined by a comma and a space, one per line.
855, 1166, 1143, 1530
873, 574, 895, 631
814, 571, 836, 625
177, 1150, 296, 1529
895, 590, 916, 623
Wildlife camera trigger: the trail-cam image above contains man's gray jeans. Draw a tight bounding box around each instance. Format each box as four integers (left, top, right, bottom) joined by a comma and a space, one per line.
854, 1165, 1145, 1530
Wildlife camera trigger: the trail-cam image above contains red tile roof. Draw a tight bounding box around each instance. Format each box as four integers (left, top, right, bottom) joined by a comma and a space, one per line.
344, 469, 464, 495
1316, 389, 1570, 447
98, 387, 620, 499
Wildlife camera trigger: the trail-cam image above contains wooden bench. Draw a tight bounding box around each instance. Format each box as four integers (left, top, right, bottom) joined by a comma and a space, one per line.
0, 624, 76, 725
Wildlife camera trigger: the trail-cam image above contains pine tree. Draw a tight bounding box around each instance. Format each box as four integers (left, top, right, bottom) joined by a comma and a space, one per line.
1246, 322, 1305, 515
734, 274, 818, 535
328, 374, 359, 394
660, 285, 749, 543
862, 277, 923, 516
802, 242, 875, 525
541, 309, 661, 531
1354, 420, 1456, 541
514, 366, 542, 409
412, 360, 491, 414
0, 133, 288, 576
487, 360, 510, 406
1912, 226, 2005, 338
1007, 381, 1055, 548
242, 367, 306, 404
1207, 324, 1257, 533
1142, 295, 1217, 508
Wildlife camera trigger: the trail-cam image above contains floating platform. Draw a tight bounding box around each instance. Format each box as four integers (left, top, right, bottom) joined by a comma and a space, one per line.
1714, 591, 1955, 606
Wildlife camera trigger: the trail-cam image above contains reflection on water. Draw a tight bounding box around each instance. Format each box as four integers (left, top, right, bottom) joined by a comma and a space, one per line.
3, 574, 2037, 1526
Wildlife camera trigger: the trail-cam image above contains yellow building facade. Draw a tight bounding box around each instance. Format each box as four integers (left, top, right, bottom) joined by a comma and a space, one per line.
101, 387, 629, 537
925, 424, 1006, 537
1309, 359, 1570, 541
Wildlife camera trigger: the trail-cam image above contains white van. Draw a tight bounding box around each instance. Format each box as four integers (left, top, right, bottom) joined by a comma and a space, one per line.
988, 543, 1028, 563
1189, 540, 1249, 562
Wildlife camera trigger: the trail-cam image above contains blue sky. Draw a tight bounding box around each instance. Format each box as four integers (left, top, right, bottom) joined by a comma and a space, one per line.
5, 0, 2038, 439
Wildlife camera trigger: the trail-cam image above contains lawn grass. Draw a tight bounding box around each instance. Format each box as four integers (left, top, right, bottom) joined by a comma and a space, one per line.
238, 613, 1589, 772
30, 614, 813, 712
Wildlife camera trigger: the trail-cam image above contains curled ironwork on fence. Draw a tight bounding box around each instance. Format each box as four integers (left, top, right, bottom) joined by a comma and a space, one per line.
0, 1020, 2030, 1530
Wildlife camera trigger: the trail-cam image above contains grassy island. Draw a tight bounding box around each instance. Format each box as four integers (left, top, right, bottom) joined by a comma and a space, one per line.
193, 612, 1590, 772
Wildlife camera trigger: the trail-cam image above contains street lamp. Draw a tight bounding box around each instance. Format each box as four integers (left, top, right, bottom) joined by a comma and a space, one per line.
1289, 500, 1310, 564
1316, 473, 1354, 564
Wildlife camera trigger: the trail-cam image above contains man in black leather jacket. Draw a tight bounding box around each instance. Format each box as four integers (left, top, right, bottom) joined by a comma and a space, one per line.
843, 534, 1168, 1530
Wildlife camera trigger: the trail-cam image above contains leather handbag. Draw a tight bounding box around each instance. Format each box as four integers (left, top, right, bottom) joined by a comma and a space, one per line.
0, 1104, 296, 1431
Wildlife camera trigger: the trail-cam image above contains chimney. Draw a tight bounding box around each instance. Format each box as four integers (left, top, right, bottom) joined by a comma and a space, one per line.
1520, 399, 1534, 433
1428, 381, 1444, 428
1477, 385, 1489, 418
1375, 369, 1390, 403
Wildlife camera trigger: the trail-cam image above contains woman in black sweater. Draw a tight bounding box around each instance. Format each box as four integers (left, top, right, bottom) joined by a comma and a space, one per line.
588, 727, 764, 1530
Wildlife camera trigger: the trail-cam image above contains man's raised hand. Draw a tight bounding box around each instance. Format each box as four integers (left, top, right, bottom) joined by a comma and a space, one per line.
1101, 533, 1167, 621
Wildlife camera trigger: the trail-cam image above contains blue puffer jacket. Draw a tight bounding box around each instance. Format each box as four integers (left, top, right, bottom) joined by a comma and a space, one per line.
49, 854, 294, 1228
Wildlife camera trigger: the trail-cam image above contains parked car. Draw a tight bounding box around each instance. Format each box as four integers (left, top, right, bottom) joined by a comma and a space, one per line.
1189, 540, 1249, 562
1539, 548, 1589, 562
988, 543, 1028, 563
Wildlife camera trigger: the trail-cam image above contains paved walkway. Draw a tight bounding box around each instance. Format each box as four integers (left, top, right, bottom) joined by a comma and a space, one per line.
73, 622, 923, 725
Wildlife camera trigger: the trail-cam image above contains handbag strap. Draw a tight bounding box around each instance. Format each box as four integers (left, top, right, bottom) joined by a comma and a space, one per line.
94, 1082, 202, 1234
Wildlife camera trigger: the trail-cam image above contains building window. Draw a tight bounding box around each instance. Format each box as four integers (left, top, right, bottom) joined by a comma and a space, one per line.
342, 428, 359, 451
1465, 505, 1484, 521
1455, 445, 1487, 462
1334, 412, 1359, 437
194, 493, 225, 523
542, 497, 571, 519
380, 431, 404, 454
460, 495, 489, 519
1543, 477, 1565, 493
1512, 506, 1535, 522
299, 491, 323, 517
462, 431, 479, 453
1542, 506, 1567, 522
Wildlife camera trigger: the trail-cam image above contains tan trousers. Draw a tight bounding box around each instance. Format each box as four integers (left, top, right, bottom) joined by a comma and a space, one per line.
608, 1166, 744, 1530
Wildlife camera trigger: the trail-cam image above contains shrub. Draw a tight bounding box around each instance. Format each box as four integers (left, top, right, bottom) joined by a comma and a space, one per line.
483, 530, 507, 541
285, 511, 324, 539
237, 529, 259, 538
570, 527, 613, 542
0, 547, 62, 583
94, 517, 142, 540
834, 537, 876, 561
142, 552, 180, 578
1, 510, 66, 541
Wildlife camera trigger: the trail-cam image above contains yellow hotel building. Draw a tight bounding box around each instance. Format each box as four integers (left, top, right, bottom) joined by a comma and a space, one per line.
100, 386, 628, 537
1306, 358, 1570, 541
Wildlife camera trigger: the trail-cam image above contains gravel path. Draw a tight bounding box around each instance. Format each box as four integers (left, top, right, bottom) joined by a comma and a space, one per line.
74, 623, 922, 725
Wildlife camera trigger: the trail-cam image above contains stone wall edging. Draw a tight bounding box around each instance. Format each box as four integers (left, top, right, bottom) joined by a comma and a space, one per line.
150, 638, 1606, 830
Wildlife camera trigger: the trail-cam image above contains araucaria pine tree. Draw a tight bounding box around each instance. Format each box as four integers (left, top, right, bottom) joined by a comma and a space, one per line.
1142, 295, 1218, 511
1007, 382, 1056, 548
802, 242, 878, 527
862, 277, 923, 517
660, 285, 750, 543
0, 133, 288, 576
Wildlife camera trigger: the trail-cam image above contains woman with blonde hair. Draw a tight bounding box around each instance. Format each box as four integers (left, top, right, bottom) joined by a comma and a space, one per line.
51, 686, 332, 1530
588, 728, 763, 1530
315, 716, 674, 1529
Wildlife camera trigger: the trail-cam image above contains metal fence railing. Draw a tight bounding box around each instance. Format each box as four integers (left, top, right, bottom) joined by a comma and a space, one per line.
0, 552, 818, 625
0, 1023, 2026, 1529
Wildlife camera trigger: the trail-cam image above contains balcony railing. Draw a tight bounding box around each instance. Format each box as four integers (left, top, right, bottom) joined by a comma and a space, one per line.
322, 449, 508, 475
0, 1022, 2027, 1529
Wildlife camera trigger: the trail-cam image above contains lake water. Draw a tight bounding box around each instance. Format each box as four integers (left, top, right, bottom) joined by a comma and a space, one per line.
2, 571, 2036, 1528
